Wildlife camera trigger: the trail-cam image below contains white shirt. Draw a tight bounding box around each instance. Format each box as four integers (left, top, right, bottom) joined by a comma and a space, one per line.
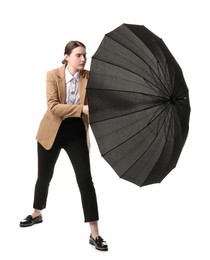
65, 67, 80, 105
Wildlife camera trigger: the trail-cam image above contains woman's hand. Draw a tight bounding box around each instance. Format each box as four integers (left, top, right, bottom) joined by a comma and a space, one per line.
82, 105, 89, 115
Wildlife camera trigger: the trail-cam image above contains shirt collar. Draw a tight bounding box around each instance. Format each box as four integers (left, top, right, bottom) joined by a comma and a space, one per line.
65, 67, 80, 83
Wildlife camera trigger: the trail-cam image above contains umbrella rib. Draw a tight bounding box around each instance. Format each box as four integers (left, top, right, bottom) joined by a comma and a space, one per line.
92, 57, 170, 97
105, 34, 171, 96
90, 102, 166, 125
120, 103, 172, 180
101, 102, 170, 156
88, 71, 162, 96
88, 86, 167, 100
139, 105, 173, 185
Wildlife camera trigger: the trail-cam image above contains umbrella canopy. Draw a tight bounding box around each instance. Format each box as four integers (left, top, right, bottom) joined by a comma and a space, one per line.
87, 24, 190, 187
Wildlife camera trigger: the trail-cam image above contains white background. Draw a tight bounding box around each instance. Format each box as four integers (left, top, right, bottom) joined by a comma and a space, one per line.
0, 0, 209, 259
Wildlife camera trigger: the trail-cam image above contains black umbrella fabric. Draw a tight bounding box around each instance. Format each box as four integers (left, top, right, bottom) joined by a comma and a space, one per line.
87, 24, 190, 187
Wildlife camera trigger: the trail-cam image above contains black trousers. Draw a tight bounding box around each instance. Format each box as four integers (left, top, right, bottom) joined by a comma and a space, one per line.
33, 117, 99, 222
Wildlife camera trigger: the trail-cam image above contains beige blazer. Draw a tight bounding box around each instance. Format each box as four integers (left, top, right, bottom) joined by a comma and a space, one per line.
36, 65, 90, 150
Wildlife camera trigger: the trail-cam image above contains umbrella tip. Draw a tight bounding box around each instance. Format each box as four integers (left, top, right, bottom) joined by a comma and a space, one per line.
169, 95, 176, 104
169, 95, 188, 104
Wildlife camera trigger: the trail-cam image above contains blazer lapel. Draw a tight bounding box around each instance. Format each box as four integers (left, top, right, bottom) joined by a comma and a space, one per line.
56, 65, 66, 104
79, 76, 86, 105
79, 69, 89, 105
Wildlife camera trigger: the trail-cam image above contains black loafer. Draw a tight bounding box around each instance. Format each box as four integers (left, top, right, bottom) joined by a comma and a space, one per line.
89, 234, 108, 251
20, 215, 43, 227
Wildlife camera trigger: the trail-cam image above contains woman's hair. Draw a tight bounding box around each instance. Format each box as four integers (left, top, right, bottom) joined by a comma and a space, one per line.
62, 40, 86, 65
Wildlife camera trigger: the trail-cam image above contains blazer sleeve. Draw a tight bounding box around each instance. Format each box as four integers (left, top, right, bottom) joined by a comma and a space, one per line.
46, 70, 83, 118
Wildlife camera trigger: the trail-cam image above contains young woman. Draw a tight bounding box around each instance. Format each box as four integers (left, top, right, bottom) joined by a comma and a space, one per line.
20, 41, 108, 251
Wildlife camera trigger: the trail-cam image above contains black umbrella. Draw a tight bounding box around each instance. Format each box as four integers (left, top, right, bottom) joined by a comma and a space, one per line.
87, 24, 190, 187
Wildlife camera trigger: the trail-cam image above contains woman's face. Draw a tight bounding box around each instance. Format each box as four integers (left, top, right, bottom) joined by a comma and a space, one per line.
65, 46, 86, 74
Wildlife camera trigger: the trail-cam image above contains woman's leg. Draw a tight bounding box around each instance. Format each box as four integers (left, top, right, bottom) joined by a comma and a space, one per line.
89, 221, 99, 239
33, 142, 61, 211
20, 142, 61, 226
64, 135, 99, 223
